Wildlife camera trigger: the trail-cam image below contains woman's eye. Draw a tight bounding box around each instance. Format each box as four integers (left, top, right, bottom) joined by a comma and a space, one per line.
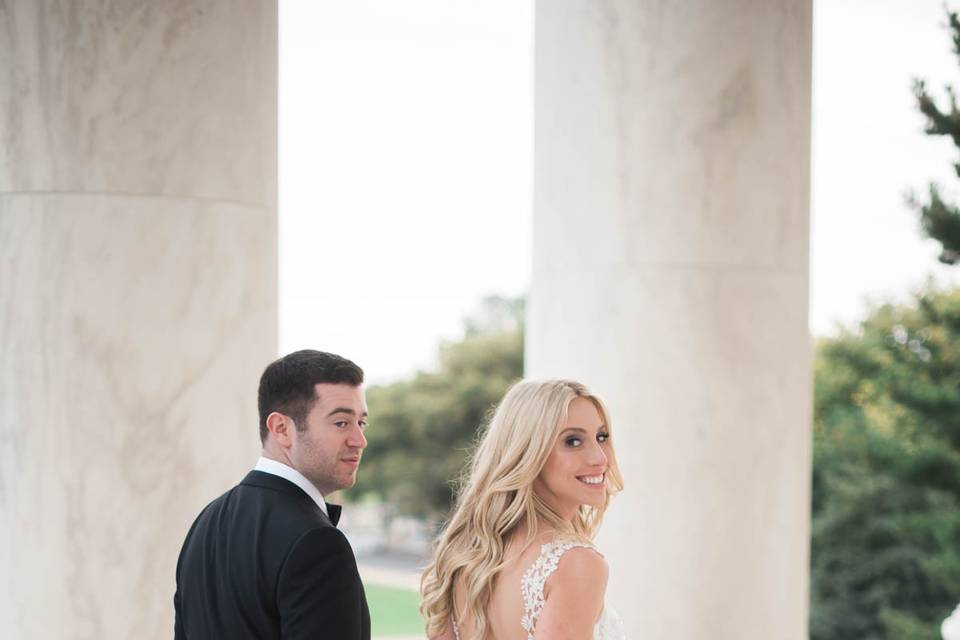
597, 432, 609, 443
565, 437, 582, 447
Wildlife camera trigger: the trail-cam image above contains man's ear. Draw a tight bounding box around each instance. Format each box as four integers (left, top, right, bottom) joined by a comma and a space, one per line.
265, 412, 295, 448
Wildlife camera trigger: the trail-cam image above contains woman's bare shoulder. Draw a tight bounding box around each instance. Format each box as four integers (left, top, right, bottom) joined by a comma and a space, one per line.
550, 544, 608, 590
534, 545, 608, 638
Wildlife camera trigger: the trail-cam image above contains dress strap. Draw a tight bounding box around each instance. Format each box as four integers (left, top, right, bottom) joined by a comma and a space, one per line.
520, 540, 595, 640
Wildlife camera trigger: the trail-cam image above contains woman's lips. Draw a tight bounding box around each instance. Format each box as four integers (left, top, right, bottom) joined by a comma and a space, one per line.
577, 473, 605, 487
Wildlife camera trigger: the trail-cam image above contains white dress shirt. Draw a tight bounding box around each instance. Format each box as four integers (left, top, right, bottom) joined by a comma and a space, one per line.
254, 456, 328, 516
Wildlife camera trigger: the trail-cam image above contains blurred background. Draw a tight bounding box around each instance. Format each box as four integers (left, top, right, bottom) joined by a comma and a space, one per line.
283, 1, 960, 636
5, 0, 960, 638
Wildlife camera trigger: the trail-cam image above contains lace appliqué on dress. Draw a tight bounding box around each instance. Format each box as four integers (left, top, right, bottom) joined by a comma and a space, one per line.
520, 540, 593, 639
594, 605, 627, 640
519, 539, 627, 640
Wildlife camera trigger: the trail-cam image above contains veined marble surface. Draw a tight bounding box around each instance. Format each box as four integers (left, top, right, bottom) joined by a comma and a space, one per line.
529, 1, 812, 639
534, 0, 809, 273
0, 194, 274, 638
0, 1, 277, 637
0, 0, 277, 205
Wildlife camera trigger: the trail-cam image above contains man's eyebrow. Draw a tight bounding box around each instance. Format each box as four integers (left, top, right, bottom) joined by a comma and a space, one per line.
325, 407, 369, 418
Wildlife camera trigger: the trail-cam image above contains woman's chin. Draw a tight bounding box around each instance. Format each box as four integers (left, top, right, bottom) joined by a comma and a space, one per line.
579, 492, 607, 509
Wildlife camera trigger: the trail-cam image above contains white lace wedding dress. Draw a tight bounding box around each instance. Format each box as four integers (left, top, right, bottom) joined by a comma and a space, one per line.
452, 539, 627, 640
519, 539, 626, 640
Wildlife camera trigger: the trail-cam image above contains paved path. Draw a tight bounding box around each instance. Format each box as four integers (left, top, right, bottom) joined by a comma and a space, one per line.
359, 563, 421, 591
357, 548, 428, 591
360, 549, 429, 639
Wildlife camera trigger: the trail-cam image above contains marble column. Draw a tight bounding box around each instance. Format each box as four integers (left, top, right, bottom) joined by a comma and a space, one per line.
528, 1, 812, 638
0, 2, 277, 637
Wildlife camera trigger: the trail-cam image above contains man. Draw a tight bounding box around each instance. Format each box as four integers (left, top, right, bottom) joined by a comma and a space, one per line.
174, 350, 370, 639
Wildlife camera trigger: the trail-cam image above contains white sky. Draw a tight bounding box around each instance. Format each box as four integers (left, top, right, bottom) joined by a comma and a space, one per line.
280, 0, 960, 384
811, 0, 960, 336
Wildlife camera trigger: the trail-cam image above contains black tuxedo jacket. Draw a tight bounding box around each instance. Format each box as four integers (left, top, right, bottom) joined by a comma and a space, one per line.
174, 470, 370, 639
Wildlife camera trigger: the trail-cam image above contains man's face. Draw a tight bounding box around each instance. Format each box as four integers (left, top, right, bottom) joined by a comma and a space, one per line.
289, 383, 368, 496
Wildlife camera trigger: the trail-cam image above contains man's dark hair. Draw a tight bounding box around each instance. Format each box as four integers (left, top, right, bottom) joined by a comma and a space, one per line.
257, 350, 364, 443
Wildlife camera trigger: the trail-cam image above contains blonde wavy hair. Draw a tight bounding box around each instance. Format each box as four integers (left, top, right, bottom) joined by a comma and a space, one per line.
420, 378, 624, 640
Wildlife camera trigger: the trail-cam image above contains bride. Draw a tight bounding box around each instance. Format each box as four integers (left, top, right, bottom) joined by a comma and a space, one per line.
420, 379, 626, 640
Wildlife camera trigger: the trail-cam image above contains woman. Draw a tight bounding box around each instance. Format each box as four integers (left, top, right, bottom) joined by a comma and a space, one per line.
420, 379, 626, 640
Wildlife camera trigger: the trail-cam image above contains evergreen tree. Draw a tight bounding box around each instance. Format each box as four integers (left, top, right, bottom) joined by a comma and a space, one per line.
914, 10, 960, 264
810, 288, 960, 639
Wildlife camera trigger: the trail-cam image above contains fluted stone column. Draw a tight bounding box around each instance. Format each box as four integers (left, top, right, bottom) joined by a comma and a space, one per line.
0, 2, 277, 637
528, 1, 812, 638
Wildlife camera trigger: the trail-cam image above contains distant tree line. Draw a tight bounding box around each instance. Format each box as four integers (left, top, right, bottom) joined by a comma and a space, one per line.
810, 288, 960, 638
347, 296, 523, 520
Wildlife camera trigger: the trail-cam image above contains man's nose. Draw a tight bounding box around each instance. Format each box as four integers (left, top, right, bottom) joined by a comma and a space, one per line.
348, 424, 367, 449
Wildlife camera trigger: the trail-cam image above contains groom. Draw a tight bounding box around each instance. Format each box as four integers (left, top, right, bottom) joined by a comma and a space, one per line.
174, 350, 371, 639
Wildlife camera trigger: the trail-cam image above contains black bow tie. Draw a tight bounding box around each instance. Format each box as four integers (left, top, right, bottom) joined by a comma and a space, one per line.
326, 503, 342, 527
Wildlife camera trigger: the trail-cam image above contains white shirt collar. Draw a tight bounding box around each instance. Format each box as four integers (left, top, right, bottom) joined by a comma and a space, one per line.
254, 456, 328, 516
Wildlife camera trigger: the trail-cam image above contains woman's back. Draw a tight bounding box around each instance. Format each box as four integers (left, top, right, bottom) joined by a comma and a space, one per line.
451, 530, 609, 640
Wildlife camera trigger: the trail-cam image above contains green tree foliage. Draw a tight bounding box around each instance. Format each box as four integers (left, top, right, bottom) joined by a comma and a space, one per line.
913, 10, 960, 264
810, 287, 960, 639
347, 296, 524, 519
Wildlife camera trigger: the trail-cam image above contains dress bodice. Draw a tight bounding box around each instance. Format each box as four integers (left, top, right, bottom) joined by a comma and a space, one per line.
519, 539, 626, 640
450, 539, 626, 640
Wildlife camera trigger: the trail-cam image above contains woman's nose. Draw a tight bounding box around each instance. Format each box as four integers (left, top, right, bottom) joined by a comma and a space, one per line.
588, 442, 608, 466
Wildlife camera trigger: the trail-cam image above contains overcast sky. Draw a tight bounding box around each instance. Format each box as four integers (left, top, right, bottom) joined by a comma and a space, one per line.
811, 0, 960, 336
280, 0, 960, 384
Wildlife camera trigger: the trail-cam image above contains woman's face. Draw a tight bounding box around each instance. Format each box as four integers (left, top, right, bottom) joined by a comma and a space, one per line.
533, 397, 612, 520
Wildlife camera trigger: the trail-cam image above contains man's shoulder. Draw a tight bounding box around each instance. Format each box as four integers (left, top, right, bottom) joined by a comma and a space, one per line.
238, 469, 307, 496
279, 526, 361, 585
234, 474, 330, 521
287, 525, 354, 557
188, 473, 331, 536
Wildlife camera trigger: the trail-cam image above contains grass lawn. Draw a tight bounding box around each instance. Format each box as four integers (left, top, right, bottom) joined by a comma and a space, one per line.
366, 583, 425, 636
